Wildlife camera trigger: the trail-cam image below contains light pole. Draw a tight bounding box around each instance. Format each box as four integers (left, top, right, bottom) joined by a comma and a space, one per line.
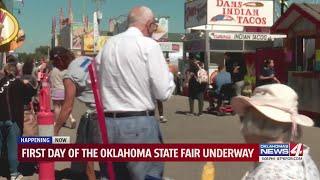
12, 8, 21, 15
280, 0, 288, 15
47, 45, 50, 61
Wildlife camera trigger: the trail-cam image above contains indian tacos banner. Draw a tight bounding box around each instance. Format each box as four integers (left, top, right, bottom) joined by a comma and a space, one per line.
207, 0, 274, 27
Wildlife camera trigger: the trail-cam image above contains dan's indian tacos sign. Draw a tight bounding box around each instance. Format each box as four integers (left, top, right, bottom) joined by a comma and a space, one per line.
0, 8, 19, 46
207, 0, 273, 27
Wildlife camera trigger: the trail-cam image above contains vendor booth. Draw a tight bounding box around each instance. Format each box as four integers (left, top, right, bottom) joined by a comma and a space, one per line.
271, 3, 320, 121
183, 0, 286, 95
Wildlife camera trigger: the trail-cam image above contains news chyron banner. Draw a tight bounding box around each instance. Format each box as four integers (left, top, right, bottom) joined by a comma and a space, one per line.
18, 137, 304, 162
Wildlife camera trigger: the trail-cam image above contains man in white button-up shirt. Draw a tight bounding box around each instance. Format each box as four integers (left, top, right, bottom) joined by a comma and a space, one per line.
96, 6, 175, 180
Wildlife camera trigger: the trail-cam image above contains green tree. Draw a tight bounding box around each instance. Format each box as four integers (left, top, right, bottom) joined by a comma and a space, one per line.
91, 0, 106, 3
17, 52, 36, 63
17, 45, 50, 63
34, 45, 49, 60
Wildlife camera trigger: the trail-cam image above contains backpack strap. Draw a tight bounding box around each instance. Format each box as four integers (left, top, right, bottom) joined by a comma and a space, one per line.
5, 81, 13, 121
0, 77, 15, 121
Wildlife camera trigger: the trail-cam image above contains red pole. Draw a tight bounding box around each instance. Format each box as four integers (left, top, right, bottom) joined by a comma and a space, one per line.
88, 61, 116, 180
37, 73, 55, 180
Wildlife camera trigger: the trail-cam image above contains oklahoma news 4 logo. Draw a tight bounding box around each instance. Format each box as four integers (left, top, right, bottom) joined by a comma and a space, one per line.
259, 143, 303, 162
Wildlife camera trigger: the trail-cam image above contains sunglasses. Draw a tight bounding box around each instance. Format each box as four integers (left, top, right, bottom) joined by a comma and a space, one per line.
53, 54, 60, 59
51, 53, 63, 67
149, 20, 158, 31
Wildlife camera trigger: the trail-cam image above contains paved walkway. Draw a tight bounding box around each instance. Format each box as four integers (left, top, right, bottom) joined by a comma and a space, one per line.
5, 95, 320, 180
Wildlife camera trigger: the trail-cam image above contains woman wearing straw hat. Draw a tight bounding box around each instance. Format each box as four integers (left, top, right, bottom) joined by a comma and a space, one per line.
231, 84, 320, 179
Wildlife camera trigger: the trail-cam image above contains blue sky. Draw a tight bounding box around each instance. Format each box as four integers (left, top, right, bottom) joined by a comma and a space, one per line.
15, 0, 185, 53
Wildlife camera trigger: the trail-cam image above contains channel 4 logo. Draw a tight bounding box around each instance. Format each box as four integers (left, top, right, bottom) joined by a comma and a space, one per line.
259, 144, 303, 162
260, 143, 303, 156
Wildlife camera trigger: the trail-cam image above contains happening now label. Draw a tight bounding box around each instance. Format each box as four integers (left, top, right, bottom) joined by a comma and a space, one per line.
18, 136, 70, 144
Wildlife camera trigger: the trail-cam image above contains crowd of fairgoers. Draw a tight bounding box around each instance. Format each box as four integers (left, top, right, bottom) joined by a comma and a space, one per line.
0, 5, 319, 180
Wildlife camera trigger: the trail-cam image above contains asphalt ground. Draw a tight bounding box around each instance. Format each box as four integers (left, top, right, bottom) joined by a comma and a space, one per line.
3, 95, 320, 180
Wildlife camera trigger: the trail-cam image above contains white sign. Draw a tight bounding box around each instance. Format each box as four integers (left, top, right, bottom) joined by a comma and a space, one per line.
209, 32, 286, 41
159, 42, 182, 52
207, 0, 274, 27
185, 0, 207, 28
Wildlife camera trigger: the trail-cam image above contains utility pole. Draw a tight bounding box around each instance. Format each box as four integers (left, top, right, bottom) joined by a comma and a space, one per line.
68, 0, 73, 25
92, 0, 105, 54
47, 46, 50, 61
280, 0, 287, 15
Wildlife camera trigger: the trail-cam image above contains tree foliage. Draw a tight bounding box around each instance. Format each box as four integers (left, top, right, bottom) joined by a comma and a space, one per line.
35, 46, 49, 57
17, 45, 49, 63
91, 0, 106, 3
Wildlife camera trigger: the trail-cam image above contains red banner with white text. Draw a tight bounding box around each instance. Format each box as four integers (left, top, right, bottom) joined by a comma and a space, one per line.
18, 144, 259, 162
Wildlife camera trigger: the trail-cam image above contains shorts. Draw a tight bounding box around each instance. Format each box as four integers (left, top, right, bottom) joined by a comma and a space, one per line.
76, 112, 102, 144
71, 111, 102, 174
51, 89, 65, 101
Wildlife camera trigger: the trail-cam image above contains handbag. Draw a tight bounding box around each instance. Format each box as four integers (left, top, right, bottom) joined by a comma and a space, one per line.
32, 98, 40, 113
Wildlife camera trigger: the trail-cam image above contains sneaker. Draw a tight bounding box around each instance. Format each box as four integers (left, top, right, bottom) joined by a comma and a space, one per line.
163, 177, 175, 180
186, 112, 195, 116
159, 116, 168, 123
10, 174, 23, 180
64, 118, 77, 129
70, 118, 77, 129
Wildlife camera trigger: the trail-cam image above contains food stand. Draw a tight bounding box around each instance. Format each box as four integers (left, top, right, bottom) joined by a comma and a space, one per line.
271, 3, 320, 121
183, 0, 286, 95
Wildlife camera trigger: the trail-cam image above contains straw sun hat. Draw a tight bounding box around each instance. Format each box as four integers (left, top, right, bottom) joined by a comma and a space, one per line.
231, 84, 314, 127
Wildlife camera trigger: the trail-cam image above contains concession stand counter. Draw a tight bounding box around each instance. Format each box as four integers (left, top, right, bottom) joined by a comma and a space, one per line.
183, 0, 287, 96
271, 3, 320, 120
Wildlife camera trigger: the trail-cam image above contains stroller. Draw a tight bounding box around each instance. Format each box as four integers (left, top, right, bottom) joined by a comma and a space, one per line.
207, 83, 236, 116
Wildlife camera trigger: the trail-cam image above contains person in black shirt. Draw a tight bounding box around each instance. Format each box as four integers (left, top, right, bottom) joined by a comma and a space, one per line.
0, 63, 37, 179
259, 59, 280, 86
224, 52, 246, 95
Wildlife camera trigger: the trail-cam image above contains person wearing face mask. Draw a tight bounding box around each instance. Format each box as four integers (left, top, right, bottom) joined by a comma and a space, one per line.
231, 84, 320, 180
96, 6, 175, 180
